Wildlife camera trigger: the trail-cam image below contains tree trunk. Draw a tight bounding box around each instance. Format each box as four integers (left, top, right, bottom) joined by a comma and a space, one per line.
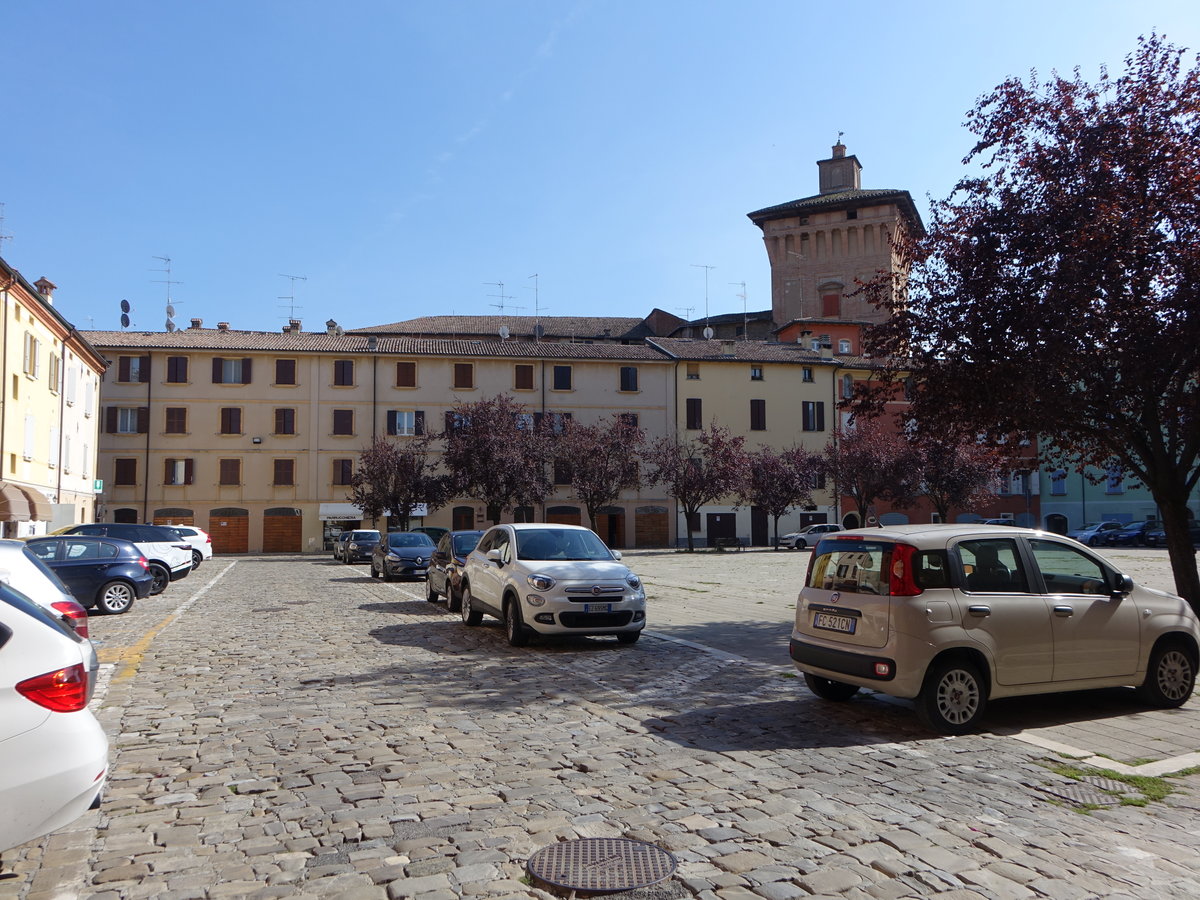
683, 506, 696, 551
1154, 491, 1200, 613
487, 502, 502, 526
772, 514, 782, 549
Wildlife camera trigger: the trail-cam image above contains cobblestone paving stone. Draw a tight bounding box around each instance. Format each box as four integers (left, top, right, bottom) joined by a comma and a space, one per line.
2, 554, 1200, 900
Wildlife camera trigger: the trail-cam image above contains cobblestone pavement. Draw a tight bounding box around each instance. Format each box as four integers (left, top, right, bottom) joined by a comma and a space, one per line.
2, 551, 1200, 899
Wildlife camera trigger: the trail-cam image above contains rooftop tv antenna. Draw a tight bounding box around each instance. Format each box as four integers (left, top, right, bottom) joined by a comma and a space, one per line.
278, 273, 307, 319
527, 273, 548, 341
0, 203, 12, 252
730, 281, 747, 339
691, 263, 715, 338
151, 255, 181, 331
675, 305, 695, 320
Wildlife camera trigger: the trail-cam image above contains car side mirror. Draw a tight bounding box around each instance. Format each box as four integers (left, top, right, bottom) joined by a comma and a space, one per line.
486, 548, 503, 564
611, 550, 622, 560
1112, 574, 1135, 598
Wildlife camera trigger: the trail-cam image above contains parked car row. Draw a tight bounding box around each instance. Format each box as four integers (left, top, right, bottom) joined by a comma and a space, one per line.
790, 523, 1200, 734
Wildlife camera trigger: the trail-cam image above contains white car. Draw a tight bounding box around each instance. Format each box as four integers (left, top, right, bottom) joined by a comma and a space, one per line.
460, 523, 646, 646
162, 525, 213, 569
0, 583, 108, 852
790, 524, 1200, 733
0, 540, 91, 639
780, 523, 843, 549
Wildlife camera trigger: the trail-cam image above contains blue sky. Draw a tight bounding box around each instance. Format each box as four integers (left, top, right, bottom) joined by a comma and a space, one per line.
3, 1, 1198, 334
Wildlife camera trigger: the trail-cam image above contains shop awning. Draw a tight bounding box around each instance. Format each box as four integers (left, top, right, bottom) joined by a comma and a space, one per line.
0, 482, 33, 522
17, 485, 53, 521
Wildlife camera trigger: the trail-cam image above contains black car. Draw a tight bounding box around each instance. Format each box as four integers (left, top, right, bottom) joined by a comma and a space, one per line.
426, 530, 484, 610
1145, 522, 1200, 548
342, 530, 382, 564
25, 535, 154, 614
370, 532, 436, 581
1102, 521, 1161, 547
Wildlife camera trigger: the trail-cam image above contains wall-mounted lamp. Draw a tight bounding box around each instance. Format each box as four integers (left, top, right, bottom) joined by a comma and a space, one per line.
252, 437, 263, 444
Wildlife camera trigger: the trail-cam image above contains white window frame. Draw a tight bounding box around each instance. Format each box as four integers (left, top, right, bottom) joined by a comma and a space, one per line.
117, 408, 140, 434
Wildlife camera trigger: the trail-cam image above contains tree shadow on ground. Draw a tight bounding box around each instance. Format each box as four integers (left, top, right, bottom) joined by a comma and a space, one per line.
982, 686, 1185, 734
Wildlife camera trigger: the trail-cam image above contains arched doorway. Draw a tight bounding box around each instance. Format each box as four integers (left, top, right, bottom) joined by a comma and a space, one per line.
208, 507, 249, 554
1045, 513, 1068, 535
113, 508, 138, 524
154, 507, 194, 527
263, 507, 302, 552
547, 505, 581, 526
596, 506, 625, 549
452, 506, 475, 531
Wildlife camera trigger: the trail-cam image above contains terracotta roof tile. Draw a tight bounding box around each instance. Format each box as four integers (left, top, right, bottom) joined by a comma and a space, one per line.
349, 315, 648, 340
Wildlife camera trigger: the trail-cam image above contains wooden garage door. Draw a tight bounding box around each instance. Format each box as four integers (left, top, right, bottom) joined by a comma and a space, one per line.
153, 507, 194, 527
208, 508, 249, 554
635, 506, 669, 548
263, 507, 302, 552
546, 505, 581, 526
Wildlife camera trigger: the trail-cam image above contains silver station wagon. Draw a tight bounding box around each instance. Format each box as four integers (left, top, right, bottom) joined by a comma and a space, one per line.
790, 524, 1200, 733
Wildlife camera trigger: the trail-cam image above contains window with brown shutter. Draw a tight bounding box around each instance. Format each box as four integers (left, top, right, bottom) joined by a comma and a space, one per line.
165, 407, 187, 434
332, 458, 352, 485
220, 407, 242, 435
274, 408, 295, 435
219, 458, 241, 485
164, 458, 194, 485
686, 398, 702, 430
396, 361, 416, 387
114, 458, 137, 485
333, 359, 354, 386
552, 365, 572, 390
166, 356, 188, 383
273, 459, 295, 486
453, 363, 474, 389
332, 409, 353, 435
514, 364, 534, 390
821, 294, 840, 317
275, 358, 297, 385
750, 399, 766, 431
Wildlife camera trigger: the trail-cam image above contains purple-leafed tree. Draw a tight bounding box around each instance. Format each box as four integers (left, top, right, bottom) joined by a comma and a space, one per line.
741, 446, 825, 548
914, 435, 1003, 523
350, 435, 449, 532
824, 418, 921, 527
857, 34, 1200, 606
557, 414, 646, 532
645, 424, 750, 551
440, 395, 553, 525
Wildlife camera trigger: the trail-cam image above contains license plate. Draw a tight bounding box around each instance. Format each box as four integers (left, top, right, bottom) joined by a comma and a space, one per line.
584, 603, 613, 613
813, 612, 856, 634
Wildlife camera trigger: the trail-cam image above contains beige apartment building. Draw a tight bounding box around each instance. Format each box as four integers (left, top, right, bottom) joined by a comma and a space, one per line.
1, 258, 106, 536
648, 336, 845, 544
85, 320, 678, 553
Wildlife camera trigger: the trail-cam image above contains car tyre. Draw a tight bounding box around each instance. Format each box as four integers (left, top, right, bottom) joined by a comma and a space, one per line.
191, 549, 203, 570
148, 563, 170, 595
95, 580, 136, 615
383, 564, 395, 583
446, 582, 462, 613
370, 561, 380, 578
1137, 641, 1196, 708
426, 577, 440, 602
504, 598, 529, 646
460, 583, 482, 626
803, 672, 860, 701
916, 658, 987, 735
617, 631, 641, 645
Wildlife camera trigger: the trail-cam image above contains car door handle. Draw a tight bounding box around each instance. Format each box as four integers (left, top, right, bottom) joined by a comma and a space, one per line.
967, 605, 991, 617
1053, 605, 1074, 617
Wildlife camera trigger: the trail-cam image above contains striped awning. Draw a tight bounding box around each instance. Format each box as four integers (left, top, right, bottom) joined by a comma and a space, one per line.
0, 483, 53, 522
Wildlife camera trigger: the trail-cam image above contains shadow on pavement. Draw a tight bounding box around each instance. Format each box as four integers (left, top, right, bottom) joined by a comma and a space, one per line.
982, 686, 1176, 734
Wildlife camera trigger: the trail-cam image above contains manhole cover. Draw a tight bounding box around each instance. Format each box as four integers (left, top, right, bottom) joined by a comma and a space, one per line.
528, 838, 676, 892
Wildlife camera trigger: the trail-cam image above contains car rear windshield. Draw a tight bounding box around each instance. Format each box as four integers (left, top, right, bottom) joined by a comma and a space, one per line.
389, 533, 434, 547
808, 539, 952, 595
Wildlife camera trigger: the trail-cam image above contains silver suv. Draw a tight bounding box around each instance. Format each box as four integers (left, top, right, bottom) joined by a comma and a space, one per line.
781, 523, 843, 549
791, 524, 1200, 733
460, 523, 646, 646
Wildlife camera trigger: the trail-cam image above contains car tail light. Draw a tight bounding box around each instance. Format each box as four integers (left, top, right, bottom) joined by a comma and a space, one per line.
888, 543, 923, 596
137, 556, 150, 569
205, 535, 212, 543
16, 663, 90, 712
51, 600, 90, 639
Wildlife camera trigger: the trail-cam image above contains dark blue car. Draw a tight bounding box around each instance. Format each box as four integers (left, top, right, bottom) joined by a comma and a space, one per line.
25, 535, 153, 615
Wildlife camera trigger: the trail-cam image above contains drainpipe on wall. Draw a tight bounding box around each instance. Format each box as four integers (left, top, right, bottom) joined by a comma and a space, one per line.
0, 276, 12, 484
143, 354, 152, 523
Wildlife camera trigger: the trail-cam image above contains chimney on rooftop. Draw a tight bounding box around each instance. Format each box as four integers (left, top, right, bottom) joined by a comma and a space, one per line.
289, 319, 301, 332
217, 322, 229, 331
190, 318, 203, 329
34, 277, 56, 305
720, 340, 736, 358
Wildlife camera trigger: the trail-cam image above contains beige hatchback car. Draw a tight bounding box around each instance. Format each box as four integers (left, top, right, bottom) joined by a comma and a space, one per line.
791, 524, 1200, 733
